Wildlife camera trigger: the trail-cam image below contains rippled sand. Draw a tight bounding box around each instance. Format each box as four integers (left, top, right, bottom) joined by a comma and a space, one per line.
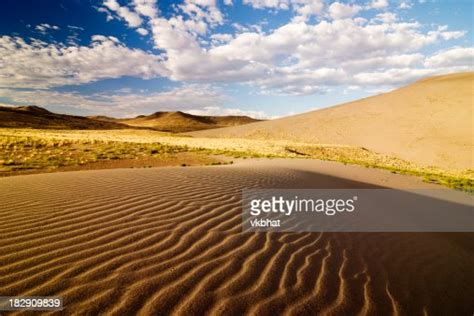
1, 159, 473, 315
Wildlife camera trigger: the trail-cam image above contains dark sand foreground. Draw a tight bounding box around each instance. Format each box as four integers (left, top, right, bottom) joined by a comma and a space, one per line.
0, 159, 473, 315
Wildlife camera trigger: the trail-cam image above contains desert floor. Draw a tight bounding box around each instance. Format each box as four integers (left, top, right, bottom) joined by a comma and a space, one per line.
1, 159, 473, 315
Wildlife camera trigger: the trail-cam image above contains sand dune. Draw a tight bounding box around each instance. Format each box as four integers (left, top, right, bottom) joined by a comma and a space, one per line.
0, 160, 472, 315
191, 73, 474, 171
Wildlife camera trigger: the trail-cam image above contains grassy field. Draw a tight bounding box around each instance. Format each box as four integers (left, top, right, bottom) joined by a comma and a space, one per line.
1, 128, 472, 191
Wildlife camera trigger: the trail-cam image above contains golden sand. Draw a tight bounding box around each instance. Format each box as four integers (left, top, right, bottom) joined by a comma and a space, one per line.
1, 160, 472, 314
191, 73, 474, 171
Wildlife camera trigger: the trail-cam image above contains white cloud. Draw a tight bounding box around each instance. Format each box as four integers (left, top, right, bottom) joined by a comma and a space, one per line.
292, 0, 325, 19
2, 0, 471, 103
352, 66, 472, 86
101, 85, 226, 115
340, 53, 424, 71
211, 33, 233, 43
373, 12, 397, 23
102, 0, 143, 28
67, 25, 85, 31
179, 0, 224, 29
424, 47, 474, 68
328, 2, 361, 20
243, 0, 290, 10
244, 0, 326, 18
137, 27, 149, 35
367, 0, 389, 9
54, 5, 471, 96
188, 106, 268, 119
438, 29, 465, 40
399, 1, 412, 9
132, 0, 158, 18
35, 23, 60, 34
97, 7, 114, 21
0, 35, 168, 88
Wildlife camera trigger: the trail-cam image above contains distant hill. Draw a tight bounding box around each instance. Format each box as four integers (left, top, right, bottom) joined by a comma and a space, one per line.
0, 106, 129, 130
91, 111, 262, 133
190, 72, 474, 170
0, 106, 261, 132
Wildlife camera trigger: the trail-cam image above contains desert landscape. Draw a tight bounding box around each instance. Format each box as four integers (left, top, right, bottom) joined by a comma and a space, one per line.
0, 72, 473, 314
2, 0, 474, 313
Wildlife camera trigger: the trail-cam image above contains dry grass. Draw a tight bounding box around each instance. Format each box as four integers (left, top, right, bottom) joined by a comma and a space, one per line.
286, 145, 474, 192
0, 134, 189, 173
0, 128, 472, 191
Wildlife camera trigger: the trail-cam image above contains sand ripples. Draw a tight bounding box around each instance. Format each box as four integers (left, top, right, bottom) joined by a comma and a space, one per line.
1, 160, 473, 315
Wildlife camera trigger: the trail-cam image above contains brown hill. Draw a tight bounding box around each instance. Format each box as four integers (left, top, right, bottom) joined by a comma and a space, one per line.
93, 111, 262, 132
0, 106, 129, 130
1, 106, 260, 132
87, 115, 119, 123
190, 72, 474, 170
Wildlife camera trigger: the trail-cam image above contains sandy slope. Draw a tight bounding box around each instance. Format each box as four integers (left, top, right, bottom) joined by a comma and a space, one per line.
191, 73, 474, 171
0, 160, 472, 315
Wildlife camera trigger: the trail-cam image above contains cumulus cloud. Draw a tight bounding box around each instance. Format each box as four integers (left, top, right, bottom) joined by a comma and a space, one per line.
133, 0, 158, 18
292, 0, 325, 19
92, 0, 470, 98
328, 2, 361, 20
244, 0, 326, 19
424, 47, 474, 68
196, 17, 468, 91
399, 1, 413, 9
102, 0, 143, 27
367, 0, 389, 9
4, 4, 471, 96
210, 33, 233, 43
373, 12, 397, 23
1, 0, 472, 106
136, 27, 149, 35
0, 35, 168, 88
180, 0, 224, 27
243, 0, 290, 10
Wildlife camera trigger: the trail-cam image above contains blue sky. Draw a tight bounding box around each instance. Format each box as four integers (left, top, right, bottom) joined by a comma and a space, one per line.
0, 0, 472, 118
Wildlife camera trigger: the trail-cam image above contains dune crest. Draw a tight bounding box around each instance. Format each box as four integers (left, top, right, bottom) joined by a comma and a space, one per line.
191, 72, 474, 170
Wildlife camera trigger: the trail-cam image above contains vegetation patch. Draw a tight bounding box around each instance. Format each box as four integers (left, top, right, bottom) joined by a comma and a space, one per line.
285, 145, 474, 193
0, 129, 472, 192
0, 135, 189, 173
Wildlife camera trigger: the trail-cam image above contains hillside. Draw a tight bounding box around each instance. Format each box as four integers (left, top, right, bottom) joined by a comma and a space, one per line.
1, 107, 261, 132
0, 106, 129, 130
93, 111, 261, 133
190, 72, 474, 170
